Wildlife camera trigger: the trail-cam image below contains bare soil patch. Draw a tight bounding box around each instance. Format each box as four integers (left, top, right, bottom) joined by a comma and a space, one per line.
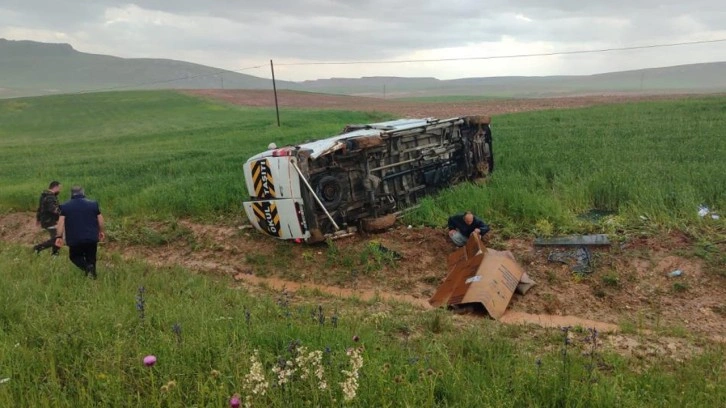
4, 212, 724, 344
186, 89, 703, 118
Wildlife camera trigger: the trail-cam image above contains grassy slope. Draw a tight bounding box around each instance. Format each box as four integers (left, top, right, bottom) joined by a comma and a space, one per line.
0, 243, 723, 407
407, 97, 726, 235
0, 91, 725, 406
1, 91, 725, 239
0, 91, 389, 219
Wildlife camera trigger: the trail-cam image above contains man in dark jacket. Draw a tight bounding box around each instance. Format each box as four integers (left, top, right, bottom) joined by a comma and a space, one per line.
54, 186, 105, 278
447, 211, 490, 247
33, 181, 62, 255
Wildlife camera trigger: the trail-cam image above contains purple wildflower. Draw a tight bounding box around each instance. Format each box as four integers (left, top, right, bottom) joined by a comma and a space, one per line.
136, 286, 146, 320
143, 355, 157, 367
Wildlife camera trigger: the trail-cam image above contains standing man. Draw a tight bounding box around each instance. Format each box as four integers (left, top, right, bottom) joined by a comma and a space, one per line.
33, 181, 62, 256
54, 186, 105, 279
447, 211, 490, 247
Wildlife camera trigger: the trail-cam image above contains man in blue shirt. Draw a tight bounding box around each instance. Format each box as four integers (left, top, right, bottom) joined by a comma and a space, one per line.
447, 211, 490, 247
54, 186, 105, 279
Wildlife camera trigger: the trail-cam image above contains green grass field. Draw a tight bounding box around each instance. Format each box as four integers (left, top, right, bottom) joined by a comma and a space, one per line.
408, 97, 726, 237
1, 243, 723, 407
1, 91, 725, 406
0, 91, 389, 219
1, 91, 724, 238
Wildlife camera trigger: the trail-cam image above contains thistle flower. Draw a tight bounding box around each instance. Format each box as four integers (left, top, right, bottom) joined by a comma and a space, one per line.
229, 395, 241, 408
352, 335, 360, 342
143, 355, 157, 367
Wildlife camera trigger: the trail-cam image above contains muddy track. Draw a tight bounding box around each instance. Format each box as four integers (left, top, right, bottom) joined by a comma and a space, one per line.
3, 212, 724, 342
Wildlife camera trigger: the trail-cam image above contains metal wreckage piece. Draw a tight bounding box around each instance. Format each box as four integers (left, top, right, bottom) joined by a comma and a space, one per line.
547, 246, 593, 274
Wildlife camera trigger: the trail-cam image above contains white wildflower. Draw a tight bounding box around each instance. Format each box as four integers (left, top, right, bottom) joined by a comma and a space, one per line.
312, 350, 328, 390
243, 350, 268, 396
295, 346, 310, 380
339, 347, 364, 402
271, 360, 295, 386
364, 311, 390, 329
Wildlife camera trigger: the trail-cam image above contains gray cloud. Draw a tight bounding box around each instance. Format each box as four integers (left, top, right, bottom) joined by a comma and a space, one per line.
1, 1, 725, 79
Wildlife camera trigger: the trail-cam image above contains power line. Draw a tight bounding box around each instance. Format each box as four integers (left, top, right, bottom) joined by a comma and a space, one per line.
276, 38, 726, 66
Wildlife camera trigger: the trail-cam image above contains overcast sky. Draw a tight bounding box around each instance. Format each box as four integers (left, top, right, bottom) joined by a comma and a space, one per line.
1, 1, 725, 81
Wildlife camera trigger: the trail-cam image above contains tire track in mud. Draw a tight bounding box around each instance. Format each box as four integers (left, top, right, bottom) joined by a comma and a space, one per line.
1, 212, 620, 332
3, 213, 724, 339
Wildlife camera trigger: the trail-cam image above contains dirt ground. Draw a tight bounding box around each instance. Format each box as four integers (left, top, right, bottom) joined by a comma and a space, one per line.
186, 89, 705, 118
3, 210, 724, 346
4, 91, 724, 352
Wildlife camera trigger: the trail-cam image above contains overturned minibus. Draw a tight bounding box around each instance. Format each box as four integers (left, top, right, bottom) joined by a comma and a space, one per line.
243, 116, 493, 243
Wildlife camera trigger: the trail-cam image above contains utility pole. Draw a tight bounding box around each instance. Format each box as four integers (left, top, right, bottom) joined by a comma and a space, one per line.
270, 59, 281, 127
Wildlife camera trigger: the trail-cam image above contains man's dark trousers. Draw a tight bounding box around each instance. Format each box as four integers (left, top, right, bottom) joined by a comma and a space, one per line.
35, 226, 60, 255
69, 243, 97, 278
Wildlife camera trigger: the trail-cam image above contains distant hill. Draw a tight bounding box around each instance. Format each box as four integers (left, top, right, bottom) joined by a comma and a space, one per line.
0, 39, 297, 98
2, 38, 726, 99
300, 63, 726, 98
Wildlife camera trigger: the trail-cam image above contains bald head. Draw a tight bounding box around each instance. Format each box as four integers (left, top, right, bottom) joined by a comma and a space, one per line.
463, 212, 474, 225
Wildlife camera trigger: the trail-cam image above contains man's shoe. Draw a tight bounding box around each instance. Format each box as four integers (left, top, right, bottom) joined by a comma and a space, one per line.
86, 265, 97, 279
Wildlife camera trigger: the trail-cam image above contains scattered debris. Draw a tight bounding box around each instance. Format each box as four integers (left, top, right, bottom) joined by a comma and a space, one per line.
698, 205, 720, 220
548, 246, 593, 274
534, 234, 610, 247
516, 272, 537, 295
429, 234, 533, 320
668, 269, 683, 278
370, 242, 403, 260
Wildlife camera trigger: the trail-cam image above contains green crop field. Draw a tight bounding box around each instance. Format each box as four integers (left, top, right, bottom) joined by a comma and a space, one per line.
1, 91, 725, 406
408, 97, 726, 237
1, 243, 723, 407
1, 91, 724, 238
0, 91, 389, 219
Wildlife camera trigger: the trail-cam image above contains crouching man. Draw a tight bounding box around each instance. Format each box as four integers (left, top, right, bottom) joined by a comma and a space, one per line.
447, 211, 490, 247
